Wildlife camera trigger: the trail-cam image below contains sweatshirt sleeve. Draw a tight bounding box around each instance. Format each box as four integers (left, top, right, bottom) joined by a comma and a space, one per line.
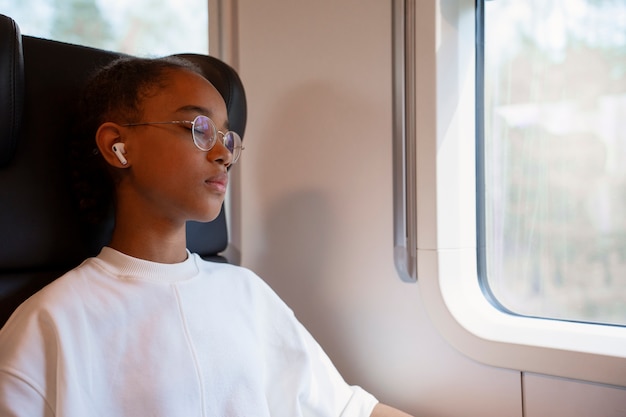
0, 300, 57, 417
0, 370, 54, 417
251, 274, 378, 417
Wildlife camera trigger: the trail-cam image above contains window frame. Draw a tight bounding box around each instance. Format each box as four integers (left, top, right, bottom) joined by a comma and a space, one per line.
414, 0, 626, 387
476, 0, 626, 328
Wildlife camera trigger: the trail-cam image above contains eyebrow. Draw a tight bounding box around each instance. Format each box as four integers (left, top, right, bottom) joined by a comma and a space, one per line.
175, 105, 212, 117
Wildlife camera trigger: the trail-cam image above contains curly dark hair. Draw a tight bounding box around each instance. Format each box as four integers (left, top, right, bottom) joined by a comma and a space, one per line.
70, 56, 204, 224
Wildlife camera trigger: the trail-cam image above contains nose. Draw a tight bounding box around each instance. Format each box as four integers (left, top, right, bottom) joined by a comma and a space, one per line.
207, 137, 233, 167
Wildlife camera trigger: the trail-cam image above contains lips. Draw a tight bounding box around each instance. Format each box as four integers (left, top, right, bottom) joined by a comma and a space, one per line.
205, 172, 228, 193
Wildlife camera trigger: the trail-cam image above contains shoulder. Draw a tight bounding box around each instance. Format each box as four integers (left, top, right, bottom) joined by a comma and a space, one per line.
192, 254, 272, 290
0, 257, 102, 335
189, 253, 293, 312
0, 263, 89, 371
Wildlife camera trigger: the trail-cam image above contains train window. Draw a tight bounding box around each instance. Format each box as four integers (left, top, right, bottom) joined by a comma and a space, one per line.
1, 0, 208, 55
478, 0, 626, 326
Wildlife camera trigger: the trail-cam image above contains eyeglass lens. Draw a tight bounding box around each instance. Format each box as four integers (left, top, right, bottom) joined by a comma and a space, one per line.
222, 132, 238, 154
192, 115, 242, 162
191, 116, 215, 150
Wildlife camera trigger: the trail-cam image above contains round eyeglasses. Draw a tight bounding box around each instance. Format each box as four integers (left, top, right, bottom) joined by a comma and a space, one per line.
122, 115, 243, 163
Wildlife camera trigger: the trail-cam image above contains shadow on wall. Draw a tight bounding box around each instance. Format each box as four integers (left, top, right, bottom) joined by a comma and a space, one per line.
255, 187, 333, 313
249, 78, 383, 374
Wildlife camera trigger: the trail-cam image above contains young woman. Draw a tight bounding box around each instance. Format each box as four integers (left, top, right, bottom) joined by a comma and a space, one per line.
0, 56, 412, 417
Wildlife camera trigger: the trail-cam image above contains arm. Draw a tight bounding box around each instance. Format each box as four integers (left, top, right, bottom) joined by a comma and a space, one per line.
0, 371, 54, 417
370, 402, 415, 417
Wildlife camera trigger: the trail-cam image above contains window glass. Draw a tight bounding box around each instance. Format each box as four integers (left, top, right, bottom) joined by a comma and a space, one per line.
480, 0, 626, 326
1, 0, 208, 55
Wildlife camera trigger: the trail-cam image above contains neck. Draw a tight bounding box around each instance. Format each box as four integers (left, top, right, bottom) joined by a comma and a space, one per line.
109, 214, 188, 264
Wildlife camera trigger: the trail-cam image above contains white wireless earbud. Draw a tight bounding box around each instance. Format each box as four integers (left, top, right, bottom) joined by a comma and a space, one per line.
112, 143, 128, 165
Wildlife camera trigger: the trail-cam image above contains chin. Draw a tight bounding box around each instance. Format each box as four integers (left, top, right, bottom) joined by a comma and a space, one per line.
190, 209, 222, 224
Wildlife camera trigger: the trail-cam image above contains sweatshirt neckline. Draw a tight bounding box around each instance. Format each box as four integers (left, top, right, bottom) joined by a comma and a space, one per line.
96, 246, 200, 283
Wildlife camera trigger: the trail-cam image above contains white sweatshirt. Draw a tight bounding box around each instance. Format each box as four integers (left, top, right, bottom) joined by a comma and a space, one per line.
0, 247, 377, 417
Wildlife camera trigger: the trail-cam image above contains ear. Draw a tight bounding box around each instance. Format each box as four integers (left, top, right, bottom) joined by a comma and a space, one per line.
96, 122, 130, 168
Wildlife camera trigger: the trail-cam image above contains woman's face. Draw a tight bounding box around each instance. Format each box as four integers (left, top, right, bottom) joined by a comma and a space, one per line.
118, 69, 232, 226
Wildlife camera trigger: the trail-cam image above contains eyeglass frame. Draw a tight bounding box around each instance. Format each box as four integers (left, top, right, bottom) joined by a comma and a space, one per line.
121, 114, 243, 163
